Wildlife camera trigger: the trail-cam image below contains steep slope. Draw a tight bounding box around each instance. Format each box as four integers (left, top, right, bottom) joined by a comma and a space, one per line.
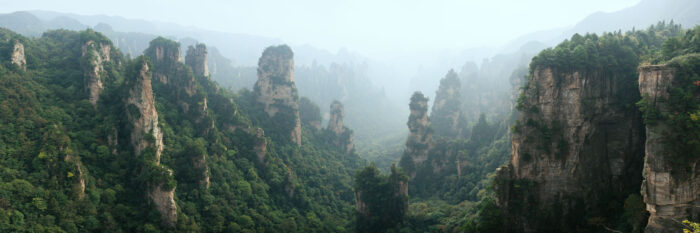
492, 24, 685, 233
636, 28, 700, 232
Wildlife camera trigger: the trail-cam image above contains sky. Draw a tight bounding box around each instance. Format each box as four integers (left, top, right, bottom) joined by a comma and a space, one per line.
3, 0, 641, 53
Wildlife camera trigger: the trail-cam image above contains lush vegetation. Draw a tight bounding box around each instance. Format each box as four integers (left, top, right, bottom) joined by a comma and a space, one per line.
0, 28, 366, 232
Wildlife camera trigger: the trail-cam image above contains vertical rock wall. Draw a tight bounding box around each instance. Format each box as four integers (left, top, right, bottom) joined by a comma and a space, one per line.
638, 65, 700, 233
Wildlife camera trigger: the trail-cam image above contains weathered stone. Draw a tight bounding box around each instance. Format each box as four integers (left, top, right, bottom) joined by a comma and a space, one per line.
326, 101, 354, 153
124, 58, 176, 227
431, 69, 462, 138
403, 92, 432, 176
496, 67, 645, 232
254, 45, 301, 146
10, 42, 25, 70
81, 40, 112, 107
638, 65, 700, 233
185, 43, 209, 77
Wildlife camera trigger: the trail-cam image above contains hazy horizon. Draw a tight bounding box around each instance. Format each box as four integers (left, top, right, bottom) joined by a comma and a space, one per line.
3, 0, 641, 57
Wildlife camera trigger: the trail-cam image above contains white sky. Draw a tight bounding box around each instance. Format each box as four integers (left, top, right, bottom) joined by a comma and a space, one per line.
2, 0, 640, 53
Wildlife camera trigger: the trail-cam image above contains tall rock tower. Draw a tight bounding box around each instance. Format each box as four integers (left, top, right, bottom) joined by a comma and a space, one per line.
327, 100, 354, 153
400, 92, 432, 178
254, 45, 302, 146
185, 43, 210, 77
124, 57, 177, 227
431, 69, 463, 138
638, 64, 700, 233
495, 67, 645, 232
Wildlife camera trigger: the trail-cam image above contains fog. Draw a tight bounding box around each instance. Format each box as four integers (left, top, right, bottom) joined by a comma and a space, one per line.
4, 0, 638, 56
3, 0, 696, 161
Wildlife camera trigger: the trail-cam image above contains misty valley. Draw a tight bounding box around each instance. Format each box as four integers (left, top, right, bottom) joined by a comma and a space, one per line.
0, 0, 699, 232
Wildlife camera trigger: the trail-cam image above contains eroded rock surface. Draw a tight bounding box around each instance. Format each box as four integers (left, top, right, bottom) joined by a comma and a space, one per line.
254, 45, 301, 146
327, 100, 354, 153
638, 65, 700, 233
11, 41, 25, 70
495, 67, 645, 232
81, 40, 112, 107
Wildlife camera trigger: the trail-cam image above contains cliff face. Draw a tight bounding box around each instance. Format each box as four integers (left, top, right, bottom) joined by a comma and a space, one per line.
125, 58, 176, 227
185, 44, 210, 77
11, 41, 25, 70
327, 100, 354, 153
496, 67, 645, 231
431, 69, 462, 138
145, 38, 196, 98
254, 45, 301, 146
81, 40, 112, 107
638, 65, 700, 233
402, 92, 432, 178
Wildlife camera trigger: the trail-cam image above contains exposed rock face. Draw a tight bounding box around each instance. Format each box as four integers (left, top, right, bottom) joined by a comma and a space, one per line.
326, 101, 354, 153
638, 65, 700, 233
430, 69, 462, 138
402, 92, 432, 177
254, 45, 301, 146
125, 61, 164, 161
148, 182, 177, 227
185, 44, 210, 77
11, 41, 25, 70
495, 67, 645, 232
145, 38, 196, 98
124, 58, 176, 227
81, 40, 112, 107
328, 101, 345, 135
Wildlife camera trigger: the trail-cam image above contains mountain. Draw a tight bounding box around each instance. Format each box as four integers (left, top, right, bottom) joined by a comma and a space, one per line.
0, 27, 365, 232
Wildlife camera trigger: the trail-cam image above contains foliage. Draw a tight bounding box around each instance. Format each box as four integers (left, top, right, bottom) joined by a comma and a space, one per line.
354, 165, 408, 233
0, 28, 366, 232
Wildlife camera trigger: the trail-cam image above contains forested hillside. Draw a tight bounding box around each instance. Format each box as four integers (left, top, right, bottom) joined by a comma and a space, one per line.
0, 28, 365, 232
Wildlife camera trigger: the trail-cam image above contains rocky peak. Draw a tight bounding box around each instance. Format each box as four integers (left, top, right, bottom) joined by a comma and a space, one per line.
638, 64, 700, 233
326, 100, 354, 153
81, 40, 112, 107
125, 58, 163, 161
11, 41, 25, 70
495, 67, 645, 231
254, 45, 301, 146
430, 69, 462, 138
149, 37, 182, 64
185, 43, 209, 77
328, 100, 345, 135
403, 92, 432, 176
124, 57, 177, 227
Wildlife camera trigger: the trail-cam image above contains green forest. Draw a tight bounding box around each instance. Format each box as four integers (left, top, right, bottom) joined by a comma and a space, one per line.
0, 4, 699, 232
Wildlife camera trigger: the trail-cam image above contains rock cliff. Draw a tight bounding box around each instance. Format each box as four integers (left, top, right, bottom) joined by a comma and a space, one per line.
125, 57, 177, 227
11, 41, 25, 70
185, 43, 210, 77
327, 100, 354, 153
495, 67, 645, 232
81, 40, 112, 107
254, 45, 301, 146
638, 64, 700, 233
401, 92, 432, 178
431, 69, 463, 138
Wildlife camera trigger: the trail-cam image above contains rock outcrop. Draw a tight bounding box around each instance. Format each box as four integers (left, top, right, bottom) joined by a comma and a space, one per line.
11, 41, 25, 70
254, 45, 301, 146
326, 100, 354, 153
125, 57, 176, 227
81, 40, 112, 107
495, 67, 646, 232
430, 69, 462, 138
638, 65, 700, 233
402, 92, 432, 177
185, 43, 209, 77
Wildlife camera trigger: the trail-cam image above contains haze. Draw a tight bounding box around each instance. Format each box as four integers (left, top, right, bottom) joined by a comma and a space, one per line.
3, 0, 639, 56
